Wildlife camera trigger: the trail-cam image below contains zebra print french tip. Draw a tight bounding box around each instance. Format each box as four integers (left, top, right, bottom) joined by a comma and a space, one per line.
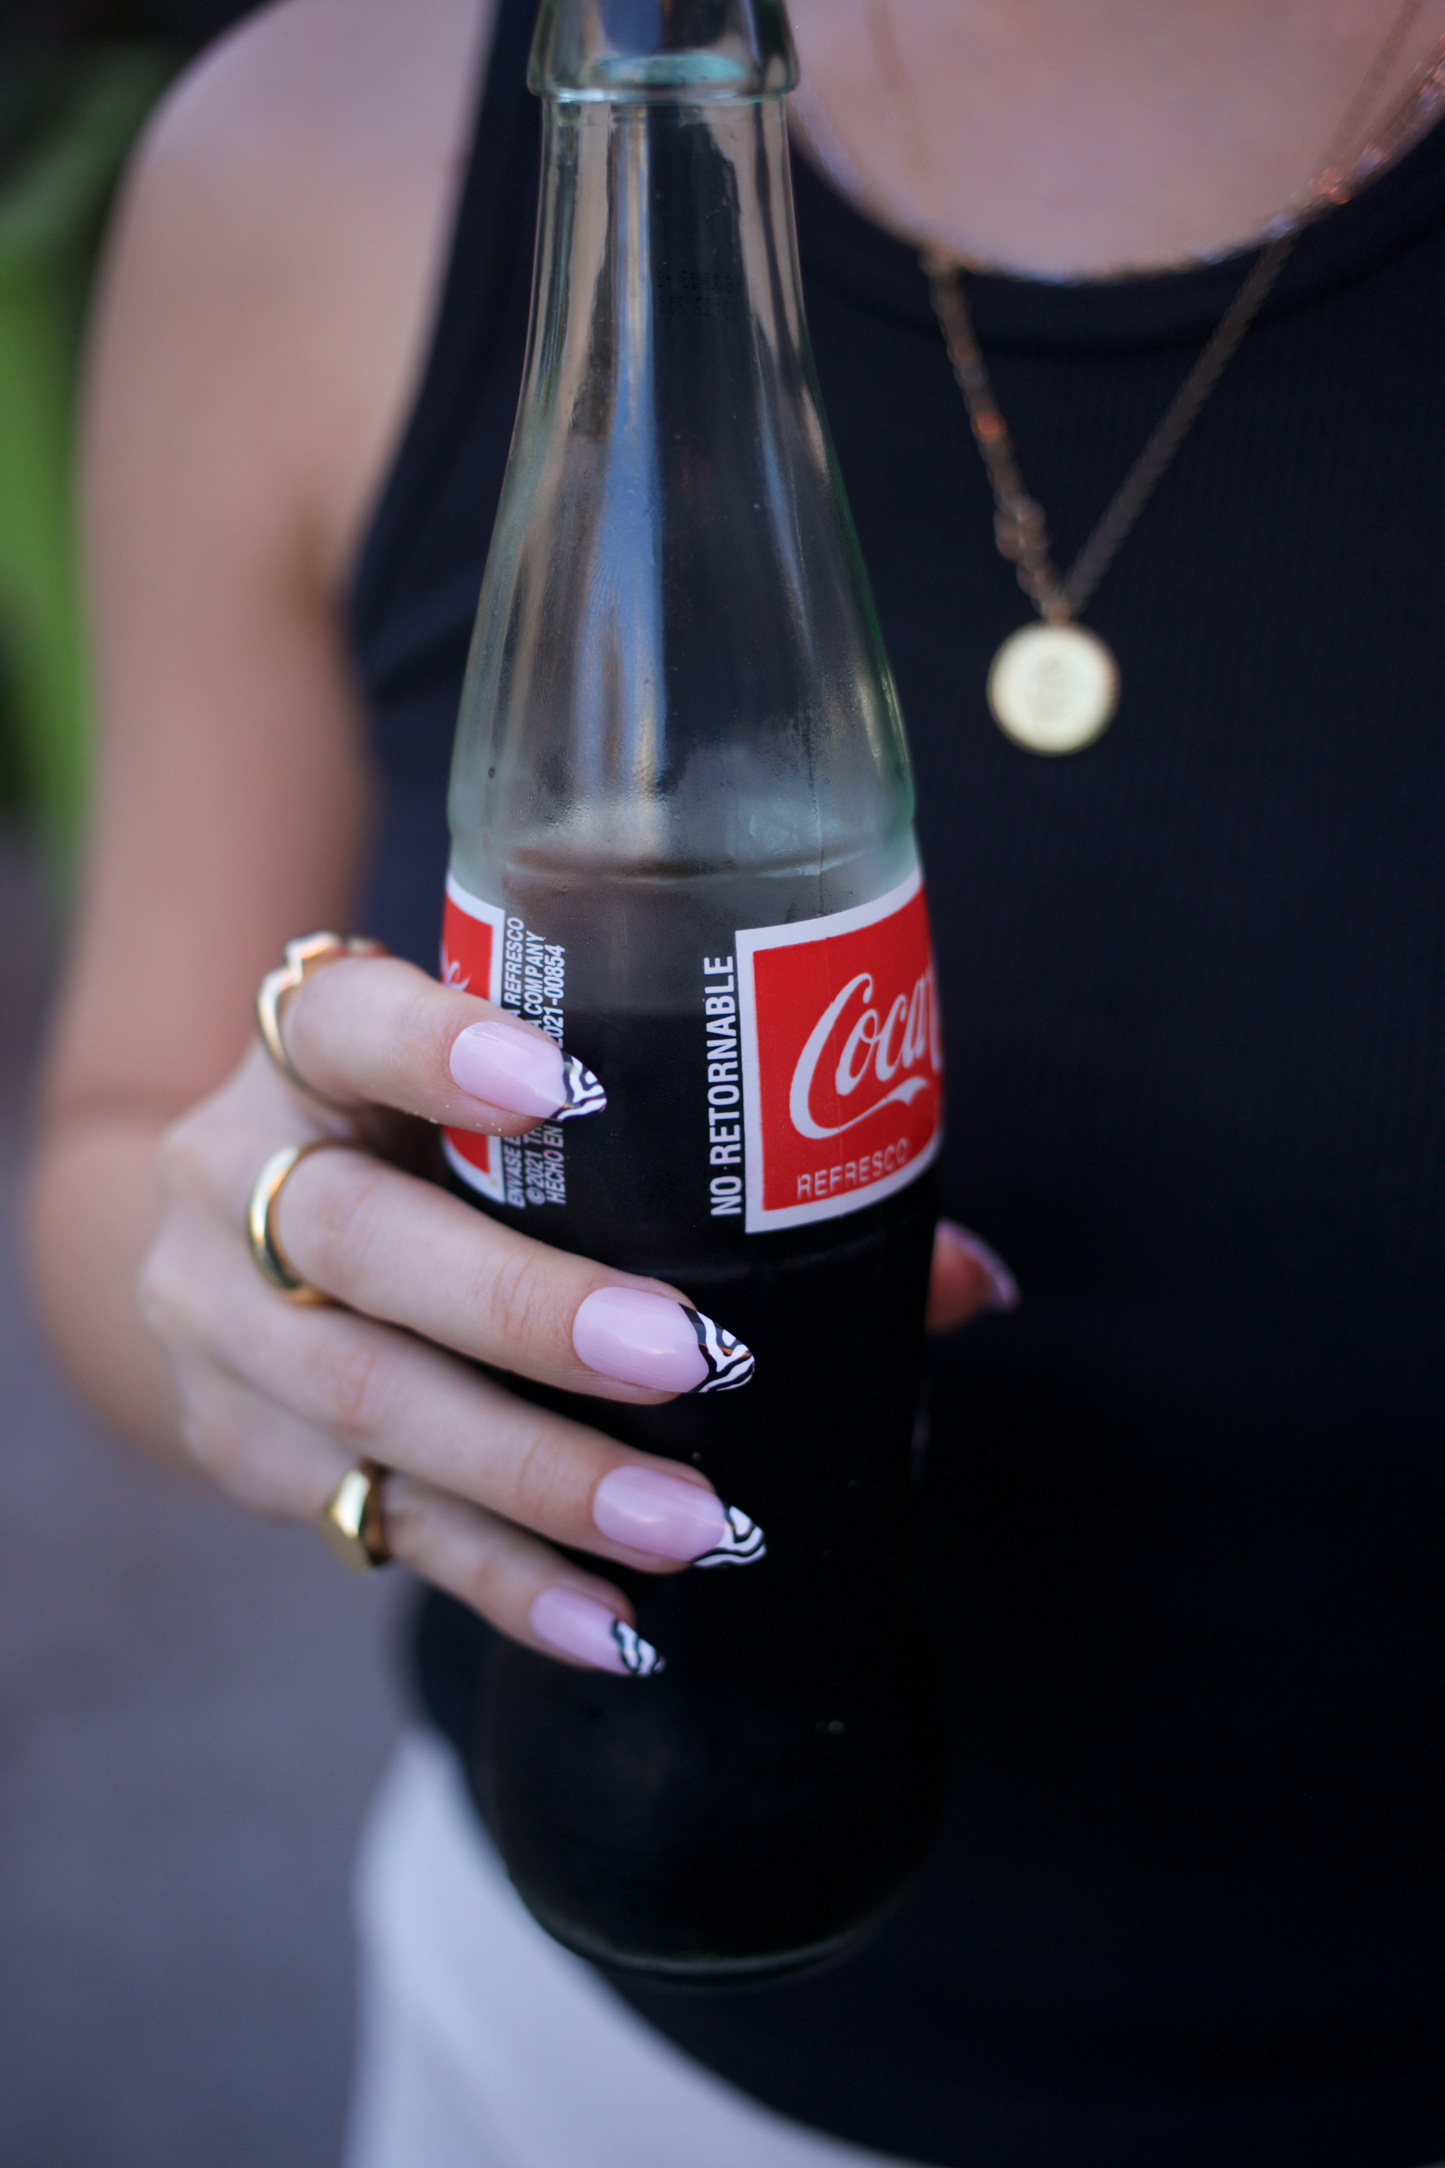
692, 1503, 767, 1569
680, 1305, 756, 1394
552, 1052, 607, 1121
530, 1587, 665, 1676
611, 1619, 666, 1675
448, 1024, 606, 1123
573, 1288, 753, 1395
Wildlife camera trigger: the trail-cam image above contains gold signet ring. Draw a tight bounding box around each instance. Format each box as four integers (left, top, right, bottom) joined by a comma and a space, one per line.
255, 932, 386, 1103
246, 1139, 349, 1304
319, 1459, 391, 1572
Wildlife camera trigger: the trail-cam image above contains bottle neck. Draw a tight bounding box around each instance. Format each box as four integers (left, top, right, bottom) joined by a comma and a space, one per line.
524, 93, 808, 447
451, 84, 914, 886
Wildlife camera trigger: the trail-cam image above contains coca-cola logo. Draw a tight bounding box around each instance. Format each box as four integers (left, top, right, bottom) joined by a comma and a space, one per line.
789, 964, 943, 1140
736, 868, 944, 1231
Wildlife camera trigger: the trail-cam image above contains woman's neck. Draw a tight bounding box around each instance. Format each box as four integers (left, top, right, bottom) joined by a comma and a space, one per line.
788, 0, 1445, 277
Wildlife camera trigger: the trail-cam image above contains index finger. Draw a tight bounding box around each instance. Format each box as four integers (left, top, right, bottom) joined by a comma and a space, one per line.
277, 952, 605, 1135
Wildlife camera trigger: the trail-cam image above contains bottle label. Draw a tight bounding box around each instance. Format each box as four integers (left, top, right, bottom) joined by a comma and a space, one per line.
440, 876, 570, 1207
439, 864, 943, 1234
734, 865, 943, 1232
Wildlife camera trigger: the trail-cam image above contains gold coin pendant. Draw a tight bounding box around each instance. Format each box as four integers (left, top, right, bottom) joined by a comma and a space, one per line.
986, 622, 1120, 755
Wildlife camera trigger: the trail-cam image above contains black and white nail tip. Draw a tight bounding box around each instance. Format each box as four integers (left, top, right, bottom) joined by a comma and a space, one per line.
692, 1503, 767, 1569
553, 1054, 607, 1121
682, 1305, 756, 1394
611, 1619, 665, 1676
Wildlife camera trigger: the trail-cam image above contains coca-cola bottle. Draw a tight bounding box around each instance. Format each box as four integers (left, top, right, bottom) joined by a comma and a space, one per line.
440, 0, 946, 1981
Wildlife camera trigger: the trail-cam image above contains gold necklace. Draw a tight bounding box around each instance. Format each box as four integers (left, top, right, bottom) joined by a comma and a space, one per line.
926, 231, 1295, 752
800, 0, 1438, 753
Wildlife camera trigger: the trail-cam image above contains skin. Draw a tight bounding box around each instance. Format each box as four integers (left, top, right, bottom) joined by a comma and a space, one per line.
26, 0, 1438, 1663
788, 0, 1445, 275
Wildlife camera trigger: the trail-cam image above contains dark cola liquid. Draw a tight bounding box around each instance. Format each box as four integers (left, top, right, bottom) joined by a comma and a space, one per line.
452, 1003, 945, 1982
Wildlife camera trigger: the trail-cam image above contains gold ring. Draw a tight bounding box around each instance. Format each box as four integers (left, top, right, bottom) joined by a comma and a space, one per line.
319, 1459, 391, 1572
246, 1139, 350, 1304
255, 932, 385, 1103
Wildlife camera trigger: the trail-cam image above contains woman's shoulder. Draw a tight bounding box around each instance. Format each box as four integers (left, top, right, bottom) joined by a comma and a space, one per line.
131, 0, 485, 241
100, 0, 495, 588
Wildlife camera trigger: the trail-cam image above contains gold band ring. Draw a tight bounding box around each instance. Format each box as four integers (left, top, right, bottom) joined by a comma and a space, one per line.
319, 1459, 391, 1572
246, 1139, 350, 1304
255, 932, 385, 1103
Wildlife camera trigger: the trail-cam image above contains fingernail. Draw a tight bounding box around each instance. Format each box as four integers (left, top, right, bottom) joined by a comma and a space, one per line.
530, 1588, 665, 1676
937, 1221, 1019, 1311
594, 1468, 766, 1566
449, 1021, 606, 1122
573, 1288, 755, 1395
692, 1503, 767, 1569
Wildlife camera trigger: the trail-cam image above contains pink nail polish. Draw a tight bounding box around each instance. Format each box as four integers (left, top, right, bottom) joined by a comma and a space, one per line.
937, 1221, 1019, 1311
572, 1288, 755, 1395
594, 1466, 728, 1561
594, 1470, 768, 1567
449, 1021, 606, 1121
530, 1588, 663, 1675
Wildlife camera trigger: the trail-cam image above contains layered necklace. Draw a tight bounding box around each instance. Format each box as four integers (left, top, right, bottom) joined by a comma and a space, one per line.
793, 2, 1445, 753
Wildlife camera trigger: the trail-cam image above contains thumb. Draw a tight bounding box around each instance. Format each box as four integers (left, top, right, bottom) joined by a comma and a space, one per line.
926, 1221, 1019, 1335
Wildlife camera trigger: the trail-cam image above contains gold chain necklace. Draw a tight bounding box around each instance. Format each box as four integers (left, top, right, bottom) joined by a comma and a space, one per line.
802, 0, 1437, 753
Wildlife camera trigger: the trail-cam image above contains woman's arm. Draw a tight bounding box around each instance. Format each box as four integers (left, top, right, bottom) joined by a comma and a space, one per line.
27, 0, 487, 1454
23, 0, 782, 1672
24, 0, 1004, 1669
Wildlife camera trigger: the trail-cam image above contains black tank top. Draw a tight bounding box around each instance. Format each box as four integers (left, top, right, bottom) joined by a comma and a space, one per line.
347, 6, 1445, 2160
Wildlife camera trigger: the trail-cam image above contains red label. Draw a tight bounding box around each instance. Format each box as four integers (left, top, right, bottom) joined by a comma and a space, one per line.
440, 876, 505, 1201
737, 866, 943, 1231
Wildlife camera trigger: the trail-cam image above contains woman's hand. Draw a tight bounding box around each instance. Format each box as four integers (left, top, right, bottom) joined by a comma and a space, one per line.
138, 952, 1013, 1676
141, 952, 755, 1674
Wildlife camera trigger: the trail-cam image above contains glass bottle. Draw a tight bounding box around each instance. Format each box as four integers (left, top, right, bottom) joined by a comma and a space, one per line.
442, 0, 946, 1981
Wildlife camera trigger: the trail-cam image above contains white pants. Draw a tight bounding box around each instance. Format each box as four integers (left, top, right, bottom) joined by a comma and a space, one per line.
343, 1732, 919, 2168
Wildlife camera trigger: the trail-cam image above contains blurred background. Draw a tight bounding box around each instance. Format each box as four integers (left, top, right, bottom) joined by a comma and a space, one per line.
1, 5, 407, 2161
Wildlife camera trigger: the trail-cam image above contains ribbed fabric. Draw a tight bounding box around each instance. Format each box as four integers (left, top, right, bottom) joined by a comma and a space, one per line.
346, 6, 1445, 2160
